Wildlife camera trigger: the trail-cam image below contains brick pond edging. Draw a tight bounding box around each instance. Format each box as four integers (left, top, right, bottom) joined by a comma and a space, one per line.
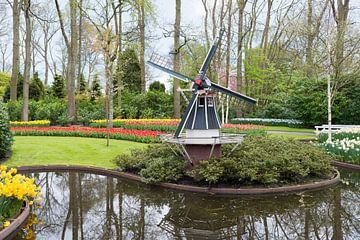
332, 160, 360, 172
0, 201, 30, 240
15, 165, 340, 196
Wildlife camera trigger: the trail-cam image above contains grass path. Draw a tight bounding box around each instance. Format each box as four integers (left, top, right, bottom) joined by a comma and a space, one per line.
6, 136, 146, 169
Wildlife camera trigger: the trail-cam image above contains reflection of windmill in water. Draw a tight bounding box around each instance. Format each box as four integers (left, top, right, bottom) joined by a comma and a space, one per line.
158, 195, 243, 240
147, 28, 257, 166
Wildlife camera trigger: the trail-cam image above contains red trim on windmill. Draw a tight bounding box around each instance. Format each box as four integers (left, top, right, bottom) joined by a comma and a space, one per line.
195, 78, 202, 86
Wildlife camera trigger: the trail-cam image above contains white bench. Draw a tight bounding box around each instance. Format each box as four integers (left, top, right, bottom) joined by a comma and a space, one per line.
315, 124, 360, 136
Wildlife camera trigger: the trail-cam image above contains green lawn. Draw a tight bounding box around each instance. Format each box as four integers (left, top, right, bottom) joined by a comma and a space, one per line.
265, 126, 315, 133
269, 134, 316, 140
6, 136, 146, 169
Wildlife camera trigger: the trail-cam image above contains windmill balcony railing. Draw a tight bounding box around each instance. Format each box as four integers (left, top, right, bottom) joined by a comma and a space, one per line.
159, 133, 245, 145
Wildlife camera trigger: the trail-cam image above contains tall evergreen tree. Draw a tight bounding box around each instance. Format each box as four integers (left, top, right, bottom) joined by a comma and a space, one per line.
89, 74, 101, 101
114, 48, 141, 93
29, 72, 45, 101
51, 74, 66, 98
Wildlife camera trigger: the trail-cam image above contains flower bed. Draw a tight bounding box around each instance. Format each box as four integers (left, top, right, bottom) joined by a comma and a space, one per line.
0, 166, 41, 231
11, 126, 164, 143
90, 119, 180, 132
90, 119, 265, 134
10, 120, 50, 127
318, 128, 360, 165
231, 118, 303, 127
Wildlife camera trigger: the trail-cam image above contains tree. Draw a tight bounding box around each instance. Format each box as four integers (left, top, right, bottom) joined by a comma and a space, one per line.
78, 73, 86, 94
331, 0, 350, 80
149, 81, 165, 92
115, 48, 141, 93
0, 72, 10, 97
29, 72, 45, 101
21, 0, 32, 121
236, 0, 247, 94
137, 0, 146, 92
9, 0, 21, 102
51, 74, 66, 98
55, 0, 78, 122
173, 0, 181, 118
89, 74, 101, 101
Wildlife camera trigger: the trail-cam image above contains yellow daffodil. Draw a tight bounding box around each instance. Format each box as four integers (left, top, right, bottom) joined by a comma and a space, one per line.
3, 221, 11, 228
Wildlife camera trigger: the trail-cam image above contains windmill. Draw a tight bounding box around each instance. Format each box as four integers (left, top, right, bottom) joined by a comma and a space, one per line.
147, 28, 256, 166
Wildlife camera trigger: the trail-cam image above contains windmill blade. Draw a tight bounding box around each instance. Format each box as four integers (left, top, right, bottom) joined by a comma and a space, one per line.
174, 92, 199, 138
147, 60, 193, 83
199, 28, 226, 79
209, 82, 257, 105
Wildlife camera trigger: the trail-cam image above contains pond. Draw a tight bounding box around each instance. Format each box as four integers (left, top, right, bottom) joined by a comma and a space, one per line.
20, 170, 359, 239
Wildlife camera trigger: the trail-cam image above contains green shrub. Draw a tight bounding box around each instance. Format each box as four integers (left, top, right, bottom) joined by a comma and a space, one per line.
192, 136, 334, 185
0, 101, 13, 159
114, 136, 334, 186
113, 145, 187, 183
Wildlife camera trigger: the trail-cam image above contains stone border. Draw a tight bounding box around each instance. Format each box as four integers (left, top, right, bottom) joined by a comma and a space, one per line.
0, 201, 30, 240
15, 165, 340, 196
332, 160, 360, 172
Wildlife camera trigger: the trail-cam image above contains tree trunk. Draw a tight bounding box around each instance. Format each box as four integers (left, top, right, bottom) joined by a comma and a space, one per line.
117, 0, 123, 115
173, 0, 181, 118
201, 0, 210, 49
225, 0, 232, 123
10, 0, 21, 101
236, 0, 246, 117
68, 0, 78, 121
77, 0, 83, 92
306, 0, 313, 77
139, 0, 146, 92
333, 0, 350, 80
237, 0, 246, 92
21, 0, 31, 122
44, 27, 49, 85
261, 0, 273, 56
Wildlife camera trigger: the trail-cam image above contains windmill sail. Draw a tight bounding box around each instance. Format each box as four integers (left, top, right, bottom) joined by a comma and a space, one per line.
147, 28, 257, 138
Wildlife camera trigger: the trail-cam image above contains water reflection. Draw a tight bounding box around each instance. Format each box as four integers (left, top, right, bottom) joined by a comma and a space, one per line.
25, 171, 359, 239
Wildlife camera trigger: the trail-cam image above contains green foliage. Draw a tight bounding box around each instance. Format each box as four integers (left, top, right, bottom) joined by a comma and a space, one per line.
89, 74, 102, 101
29, 72, 45, 101
51, 74, 66, 99
76, 97, 105, 125
337, 73, 360, 124
113, 145, 187, 183
0, 101, 13, 159
0, 72, 10, 98
149, 81, 165, 92
3, 73, 23, 101
287, 78, 344, 126
3, 73, 45, 101
114, 48, 141, 93
5, 98, 105, 125
120, 90, 173, 118
78, 73, 87, 94
192, 136, 334, 185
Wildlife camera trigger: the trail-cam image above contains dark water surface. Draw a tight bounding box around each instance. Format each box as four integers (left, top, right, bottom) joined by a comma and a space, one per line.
24, 170, 359, 239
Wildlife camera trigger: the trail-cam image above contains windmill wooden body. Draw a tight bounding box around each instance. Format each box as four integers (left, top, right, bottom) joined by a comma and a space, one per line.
147, 28, 256, 167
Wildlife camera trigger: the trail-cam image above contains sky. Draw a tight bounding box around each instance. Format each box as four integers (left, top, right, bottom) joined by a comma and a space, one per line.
147, 0, 206, 90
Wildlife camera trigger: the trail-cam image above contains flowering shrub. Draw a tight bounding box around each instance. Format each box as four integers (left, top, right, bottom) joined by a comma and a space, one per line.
231, 118, 303, 127
0, 166, 41, 230
10, 120, 50, 127
11, 126, 164, 143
